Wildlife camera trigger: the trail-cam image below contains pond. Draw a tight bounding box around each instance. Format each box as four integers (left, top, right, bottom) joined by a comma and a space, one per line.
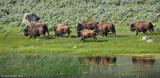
0, 54, 160, 78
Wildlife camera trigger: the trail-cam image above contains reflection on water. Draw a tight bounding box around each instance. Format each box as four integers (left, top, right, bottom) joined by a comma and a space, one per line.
79, 55, 160, 78
132, 56, 155, 66
83, 56, 116, 66
1, 54, 160, 78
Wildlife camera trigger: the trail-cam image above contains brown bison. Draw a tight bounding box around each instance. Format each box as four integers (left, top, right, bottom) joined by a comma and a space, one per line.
77, 20, 99, 37
130, 21, 156, 36
80, 29, 97, 42
53, 24, 71, 38
81, 20, 99, 29
24, 22, 49, 39
97, 22, 116, 37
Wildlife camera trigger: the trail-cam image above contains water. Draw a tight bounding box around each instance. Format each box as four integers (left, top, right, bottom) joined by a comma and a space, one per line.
1, 54, 160, 78
78, 55, 160, 78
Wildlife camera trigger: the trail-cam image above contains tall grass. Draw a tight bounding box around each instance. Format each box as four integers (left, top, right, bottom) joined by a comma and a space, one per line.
0, 52, 89, 77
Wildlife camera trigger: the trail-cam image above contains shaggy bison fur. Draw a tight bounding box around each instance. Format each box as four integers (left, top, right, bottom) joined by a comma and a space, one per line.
24, 22, 49, 39
80, 29, 97, 42
54, 24, 71, 38
77, 20, 99, 37
130, 21, 156, 36
97, 22, 116, 37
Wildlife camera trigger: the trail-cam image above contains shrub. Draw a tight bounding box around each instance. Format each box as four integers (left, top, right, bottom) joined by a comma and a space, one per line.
9, 21, 21, 27
154, 4, 160, 13
0, 0, 160, 27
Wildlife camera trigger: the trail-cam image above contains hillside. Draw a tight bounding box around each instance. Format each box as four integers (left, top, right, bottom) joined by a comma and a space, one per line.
0, 0, 160, 29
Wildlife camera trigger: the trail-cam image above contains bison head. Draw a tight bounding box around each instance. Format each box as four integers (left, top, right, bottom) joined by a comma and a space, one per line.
24, 26, 29, 36
77, 31, 81, 37
77, 23, 82, 31
130, 23, 135, 32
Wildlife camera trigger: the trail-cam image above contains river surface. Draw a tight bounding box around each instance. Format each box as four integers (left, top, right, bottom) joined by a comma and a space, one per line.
76, 55, 160, 78
1, 54, 160, 78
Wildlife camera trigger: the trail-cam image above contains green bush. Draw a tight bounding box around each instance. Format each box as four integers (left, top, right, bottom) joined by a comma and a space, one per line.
0, 0, 160, 27
9, 21, 21, 27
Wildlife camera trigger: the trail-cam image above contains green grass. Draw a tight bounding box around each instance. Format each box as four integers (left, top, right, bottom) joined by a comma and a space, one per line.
0, 25, 160, 56
0, 53, 88, 77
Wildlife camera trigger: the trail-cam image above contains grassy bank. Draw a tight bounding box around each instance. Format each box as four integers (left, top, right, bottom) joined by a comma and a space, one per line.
0, 25, 160, 56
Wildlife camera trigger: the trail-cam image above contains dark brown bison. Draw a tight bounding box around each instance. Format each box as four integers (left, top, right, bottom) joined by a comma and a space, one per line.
53, 24, 71, 38
97, 22, 116, 37
81, 20, 99, 29
24, 22, 49, 39
77, 20, 99, 37
80, 29, 97, 42
130, 21, 156, 36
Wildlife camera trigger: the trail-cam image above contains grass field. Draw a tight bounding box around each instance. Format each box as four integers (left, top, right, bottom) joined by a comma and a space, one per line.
0, 24, 160, 56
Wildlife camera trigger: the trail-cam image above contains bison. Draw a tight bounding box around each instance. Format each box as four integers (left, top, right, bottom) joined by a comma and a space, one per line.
97, 22, 116, 37
80, 29, 97, 42
24, 22, 49, 39
81, 20, 99, 30
77, 20, 99, 37
53, 24, 71, 38
130, 21, 156, 36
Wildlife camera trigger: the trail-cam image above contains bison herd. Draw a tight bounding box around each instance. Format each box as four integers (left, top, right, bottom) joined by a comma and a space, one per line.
24, 20, 157, 42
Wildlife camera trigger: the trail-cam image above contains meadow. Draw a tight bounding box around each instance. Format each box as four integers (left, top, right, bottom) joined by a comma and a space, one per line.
0, 24, 160, 56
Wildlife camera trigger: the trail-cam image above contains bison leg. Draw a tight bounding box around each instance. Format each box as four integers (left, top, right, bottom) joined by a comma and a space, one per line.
136, 30, 139, 36
30, 35, 33, 38
67, 33, 71, 38
83, 37, 86, 43
43, 34, 46, 39
47, 30, 49, 37
92, 36, 97, 42
149, 29, 153, 35
105, 32, 108, 37
101, 31, 105, 37
59, 33, 63, 37
142, 31, 146, 35
61, 34, 63, 37
33, 35, 37, 38
80, 37, 83, 41
151, 29, 157, 35
112, 31, 116, 36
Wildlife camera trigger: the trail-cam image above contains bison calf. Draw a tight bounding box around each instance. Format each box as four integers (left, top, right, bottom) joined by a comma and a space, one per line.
80, 29, 97, 42
24, 22, 49, 39
130, 21, 156, 36
97, 22, 116, 37
54, 24, 71, 38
